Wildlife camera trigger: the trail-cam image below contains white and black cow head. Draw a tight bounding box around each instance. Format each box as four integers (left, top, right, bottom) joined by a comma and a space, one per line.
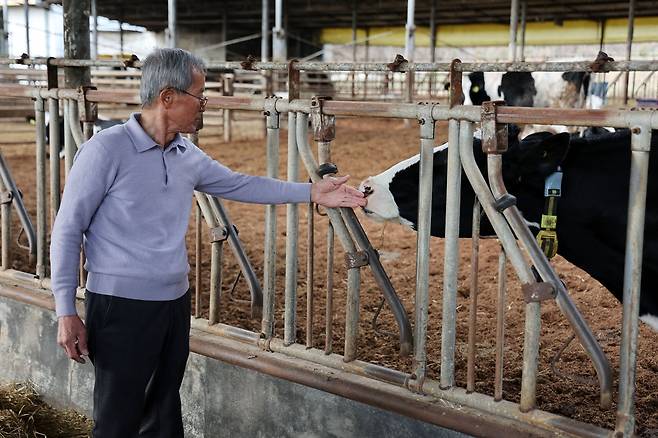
359, 127, 570, 237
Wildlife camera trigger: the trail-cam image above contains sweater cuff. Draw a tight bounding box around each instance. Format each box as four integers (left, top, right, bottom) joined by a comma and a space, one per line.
54, 291, 78, 317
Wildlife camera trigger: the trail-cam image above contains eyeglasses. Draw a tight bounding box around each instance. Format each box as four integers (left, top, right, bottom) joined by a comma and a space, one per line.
175, 88, 208, 109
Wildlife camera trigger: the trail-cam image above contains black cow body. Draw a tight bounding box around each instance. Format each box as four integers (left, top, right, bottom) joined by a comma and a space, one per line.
360, 129, 658, 328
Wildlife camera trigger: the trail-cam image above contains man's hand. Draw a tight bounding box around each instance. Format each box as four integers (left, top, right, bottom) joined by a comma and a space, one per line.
311, 175, 367, 208
57, 315, 89, 364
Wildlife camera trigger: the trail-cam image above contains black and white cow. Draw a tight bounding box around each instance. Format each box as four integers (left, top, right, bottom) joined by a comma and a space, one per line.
461, 71, 590, 109
359, 128, 658, 330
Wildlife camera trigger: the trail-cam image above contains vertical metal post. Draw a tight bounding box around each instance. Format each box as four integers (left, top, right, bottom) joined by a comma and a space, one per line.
466, 199, 480, 393
311, 98, 336, 351
350, 1, 357, 98
623, 0, 635, 105
262, 97, 280, 338
615, 124, 651, 437
208, 236, 224, 325
428, 0, 437, 97
519, 1, 527, 61
405, 0, 415, 106
34, 97, 46, 279
223, 76, 233, 142
23, 0, 29, 57
404, 0, 415, 61
195, 202, 202, 318
412, 103, 436, 390
48, 98, 60, 226
364, 28, 369, 99
0, 174, 10, 270
220, 10, 227, 61
306, 171, 314, 348
272, 0, 286, 61
261, 0, 269, 61
440, 118, 466, 389
167, 0, 177, 48
63, 0, 91, 88
119, 21, 124, 55
508, 0, 519, 61
63, 100, 75, 176
0, 0, 8, 57
494, 248, 507, 401
91, 0, 98, 59
283, 110, 299, 346
324, 222, 334, 354
44, 3, 50, 56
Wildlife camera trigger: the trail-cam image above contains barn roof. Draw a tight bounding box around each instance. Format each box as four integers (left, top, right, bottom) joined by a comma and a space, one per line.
88, 0, 658, 32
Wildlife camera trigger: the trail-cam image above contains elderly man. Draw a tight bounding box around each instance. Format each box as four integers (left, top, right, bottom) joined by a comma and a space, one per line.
51, 48, 366, 438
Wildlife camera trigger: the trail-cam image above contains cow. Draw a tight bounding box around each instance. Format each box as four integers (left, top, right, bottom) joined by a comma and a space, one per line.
359, 128, 658, 330
453, 71, 593, 137
459, 71, 590, 109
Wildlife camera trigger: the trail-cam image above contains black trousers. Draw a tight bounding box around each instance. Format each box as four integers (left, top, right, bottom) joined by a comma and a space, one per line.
85, 290, 191, 438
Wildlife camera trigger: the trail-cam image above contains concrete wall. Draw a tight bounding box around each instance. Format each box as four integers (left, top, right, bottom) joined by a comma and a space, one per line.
0, 294, 468, 438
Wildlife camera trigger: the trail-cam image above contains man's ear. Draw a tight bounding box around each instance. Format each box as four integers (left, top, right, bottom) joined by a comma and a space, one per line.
159, 88, 176, 109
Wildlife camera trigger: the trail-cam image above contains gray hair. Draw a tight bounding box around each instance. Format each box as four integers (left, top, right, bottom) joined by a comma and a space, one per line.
140, 48, 207, 107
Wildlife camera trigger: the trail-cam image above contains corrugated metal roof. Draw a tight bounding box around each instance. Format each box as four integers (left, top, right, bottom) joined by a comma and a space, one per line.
88, 0, 658, 32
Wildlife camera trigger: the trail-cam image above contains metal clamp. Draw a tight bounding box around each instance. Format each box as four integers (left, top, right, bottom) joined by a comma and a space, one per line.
263, 96, 281, 129
345, 251, 368, 269
387, 54, 408, 72
416, 102, 436, 140
0, 191, 13, 204
589, 51, 614, 73
240, 54, 258, 71
288, 59, 300, 101
493, 194, 517, 212
46, 57, 59, 90
310, 96, 336, 142
317, 162, 338, 178
209, 226, 229, 243
449, 59, 464, 108
80, 86, 98, 123
522, 282, 557, 303
631, 125, 652, 152
481, 101, 508, 154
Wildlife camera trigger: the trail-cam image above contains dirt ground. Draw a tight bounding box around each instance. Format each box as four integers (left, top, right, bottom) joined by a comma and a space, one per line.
2, 115, 658, 436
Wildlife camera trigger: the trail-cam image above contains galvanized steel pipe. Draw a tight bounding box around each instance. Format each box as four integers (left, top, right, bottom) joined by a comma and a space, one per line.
494, 249, 507, 401
440, 119, 465, 389
413, 103, 437, 387
262, 99, 280, 337
615, 124, 651, 436
34, 97, 46, 279
295, 113, 362, 362
466, 199, 481, 393
0, 174, 10, 270
284, 112, 300, 345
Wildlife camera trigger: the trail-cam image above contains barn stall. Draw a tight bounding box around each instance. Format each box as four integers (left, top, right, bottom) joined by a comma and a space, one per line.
1, 1, 658, 437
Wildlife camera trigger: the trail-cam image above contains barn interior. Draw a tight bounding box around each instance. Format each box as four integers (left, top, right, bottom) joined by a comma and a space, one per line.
0, 1, 657, 437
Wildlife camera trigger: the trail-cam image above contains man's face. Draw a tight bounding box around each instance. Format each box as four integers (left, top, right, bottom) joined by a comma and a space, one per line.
169, 69, 206, 133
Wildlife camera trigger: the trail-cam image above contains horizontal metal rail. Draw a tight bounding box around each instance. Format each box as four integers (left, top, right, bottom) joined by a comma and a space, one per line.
2, 84, 657, 129
2, 57, 658, 73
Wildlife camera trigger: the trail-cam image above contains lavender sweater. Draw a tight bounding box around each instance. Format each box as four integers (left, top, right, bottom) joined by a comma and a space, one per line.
50, 113, 311, 317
